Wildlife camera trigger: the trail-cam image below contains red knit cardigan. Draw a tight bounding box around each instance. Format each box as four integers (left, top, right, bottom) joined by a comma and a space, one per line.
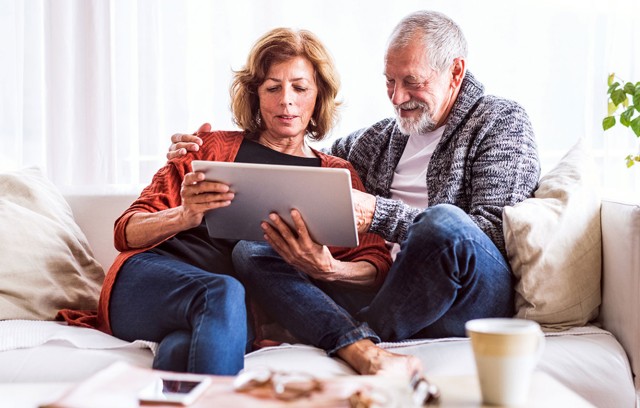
57, 131, 392, 335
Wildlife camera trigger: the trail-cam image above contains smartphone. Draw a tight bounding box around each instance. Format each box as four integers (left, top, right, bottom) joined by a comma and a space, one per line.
138, 375, 212, 405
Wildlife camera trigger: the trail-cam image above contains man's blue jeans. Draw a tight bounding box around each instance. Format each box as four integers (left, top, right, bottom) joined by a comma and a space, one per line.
109, 252, 249, 375
231, 204, 514, 353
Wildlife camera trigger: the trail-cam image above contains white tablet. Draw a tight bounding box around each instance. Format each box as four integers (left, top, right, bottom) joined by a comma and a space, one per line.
191, 160, 359, 247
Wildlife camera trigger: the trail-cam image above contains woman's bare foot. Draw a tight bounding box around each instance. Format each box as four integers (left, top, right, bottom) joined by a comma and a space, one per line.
336, 339, 423, 379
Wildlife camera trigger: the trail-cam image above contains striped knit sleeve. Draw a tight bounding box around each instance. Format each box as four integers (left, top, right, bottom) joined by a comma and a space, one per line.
369, 197, 422, 244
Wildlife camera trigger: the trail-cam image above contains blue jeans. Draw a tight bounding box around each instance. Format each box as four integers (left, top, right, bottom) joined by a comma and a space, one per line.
109, 252, 249, 375
231, 204, 513, 352
359, 204, 514, 340
231, 243, 379, 355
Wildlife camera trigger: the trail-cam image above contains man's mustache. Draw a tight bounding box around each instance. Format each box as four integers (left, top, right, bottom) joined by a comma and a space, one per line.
395, 100, 429, 111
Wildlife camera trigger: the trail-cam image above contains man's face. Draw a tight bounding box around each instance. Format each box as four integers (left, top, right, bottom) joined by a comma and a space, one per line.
384, 41, 453, 135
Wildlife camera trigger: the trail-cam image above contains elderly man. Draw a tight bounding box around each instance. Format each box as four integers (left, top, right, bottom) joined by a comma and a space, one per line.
169, 10, 539, 346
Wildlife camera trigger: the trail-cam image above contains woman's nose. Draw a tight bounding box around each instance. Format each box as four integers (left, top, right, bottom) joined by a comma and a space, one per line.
280, 88, 294, 106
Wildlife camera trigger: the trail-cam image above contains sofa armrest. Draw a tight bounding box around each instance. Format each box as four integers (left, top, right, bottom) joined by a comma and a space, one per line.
599, 199, 640, 391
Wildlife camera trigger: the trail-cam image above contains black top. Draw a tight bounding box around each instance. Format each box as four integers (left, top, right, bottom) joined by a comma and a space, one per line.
148, 138, 320, 275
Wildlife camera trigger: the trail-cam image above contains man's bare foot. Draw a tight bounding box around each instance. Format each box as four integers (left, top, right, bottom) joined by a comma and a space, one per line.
336, 339, 423, 379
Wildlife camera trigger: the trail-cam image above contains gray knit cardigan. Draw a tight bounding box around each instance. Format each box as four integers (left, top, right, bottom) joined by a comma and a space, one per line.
325, 71, 540, 257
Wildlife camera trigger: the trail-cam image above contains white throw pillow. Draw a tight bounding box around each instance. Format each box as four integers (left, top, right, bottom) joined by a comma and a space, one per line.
0, 168, 104, 320
503, 139, 601, 330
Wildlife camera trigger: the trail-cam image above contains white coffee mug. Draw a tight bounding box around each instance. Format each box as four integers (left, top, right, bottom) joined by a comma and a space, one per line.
465, 318, 545, 406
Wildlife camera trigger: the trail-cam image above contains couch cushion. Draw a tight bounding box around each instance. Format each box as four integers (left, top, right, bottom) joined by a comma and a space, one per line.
63, 193, 137, 270
0, 168, 104, 320
0, 320, 154, 382
502, 139, 601, 330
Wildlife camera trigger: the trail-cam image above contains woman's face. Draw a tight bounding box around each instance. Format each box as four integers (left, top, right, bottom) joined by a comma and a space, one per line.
257, 56, 318, 140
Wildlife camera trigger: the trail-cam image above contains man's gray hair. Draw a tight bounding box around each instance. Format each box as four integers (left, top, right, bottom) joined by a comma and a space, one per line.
388, 10, 468, 73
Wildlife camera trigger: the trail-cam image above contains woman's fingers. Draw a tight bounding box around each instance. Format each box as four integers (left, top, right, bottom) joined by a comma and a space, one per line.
181, 173, 234, 208
289, 209, 314, 246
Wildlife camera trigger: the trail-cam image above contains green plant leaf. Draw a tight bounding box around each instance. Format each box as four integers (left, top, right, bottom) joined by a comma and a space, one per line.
624, 82, 636, 95
631, 116, 640, 137
608, 101, 618, 115
611, 89, 627, 106
608, 82, 620, 94
634, 93, 640, 111
625, 155, 640, 167
625, 155, 634, 168
624, 155, 640, 167
608, 73, 615, 86
603, 116, 616, 130
621, 107, 635, 126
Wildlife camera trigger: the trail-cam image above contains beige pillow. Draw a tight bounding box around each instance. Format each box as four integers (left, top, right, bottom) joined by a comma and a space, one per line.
0, 168, 104, 320
503, 139, 601, 330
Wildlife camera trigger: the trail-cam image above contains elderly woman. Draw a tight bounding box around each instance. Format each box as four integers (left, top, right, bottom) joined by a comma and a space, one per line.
224, 28, 422, 379
58, 27, 415, 377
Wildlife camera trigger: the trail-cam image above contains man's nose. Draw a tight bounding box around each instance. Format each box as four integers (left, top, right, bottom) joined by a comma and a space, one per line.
390, 84, 410, 106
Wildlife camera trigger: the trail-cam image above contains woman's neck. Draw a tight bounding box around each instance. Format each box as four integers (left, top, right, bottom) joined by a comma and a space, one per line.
257, 132, 315, 158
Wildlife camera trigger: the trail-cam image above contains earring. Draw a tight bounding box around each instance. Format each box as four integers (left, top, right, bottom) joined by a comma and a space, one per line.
256, 110, 262, 126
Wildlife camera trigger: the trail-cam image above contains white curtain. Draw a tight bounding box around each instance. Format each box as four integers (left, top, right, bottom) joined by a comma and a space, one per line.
1, 0, 639, 198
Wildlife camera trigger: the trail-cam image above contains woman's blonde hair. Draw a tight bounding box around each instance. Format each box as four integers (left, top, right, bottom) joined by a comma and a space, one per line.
230, 28, 341, 141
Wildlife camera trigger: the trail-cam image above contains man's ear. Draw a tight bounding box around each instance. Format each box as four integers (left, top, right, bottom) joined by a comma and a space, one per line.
450, 58, 466, 88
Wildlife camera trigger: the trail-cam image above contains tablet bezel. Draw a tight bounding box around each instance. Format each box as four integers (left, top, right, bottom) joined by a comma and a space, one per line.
191, 160, 359, 247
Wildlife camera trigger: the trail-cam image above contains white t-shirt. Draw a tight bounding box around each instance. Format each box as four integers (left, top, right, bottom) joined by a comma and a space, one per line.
388, 126, 445, 258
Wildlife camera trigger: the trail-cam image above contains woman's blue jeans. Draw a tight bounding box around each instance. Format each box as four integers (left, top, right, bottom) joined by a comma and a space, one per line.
109, 252, 249, 375
231, 204, 514, 353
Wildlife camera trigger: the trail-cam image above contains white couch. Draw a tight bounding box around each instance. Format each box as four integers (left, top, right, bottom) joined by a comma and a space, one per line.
0, 157, 638, 407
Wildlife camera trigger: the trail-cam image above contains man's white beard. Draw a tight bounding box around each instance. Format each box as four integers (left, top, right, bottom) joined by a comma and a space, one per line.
395, 101, 436, 136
